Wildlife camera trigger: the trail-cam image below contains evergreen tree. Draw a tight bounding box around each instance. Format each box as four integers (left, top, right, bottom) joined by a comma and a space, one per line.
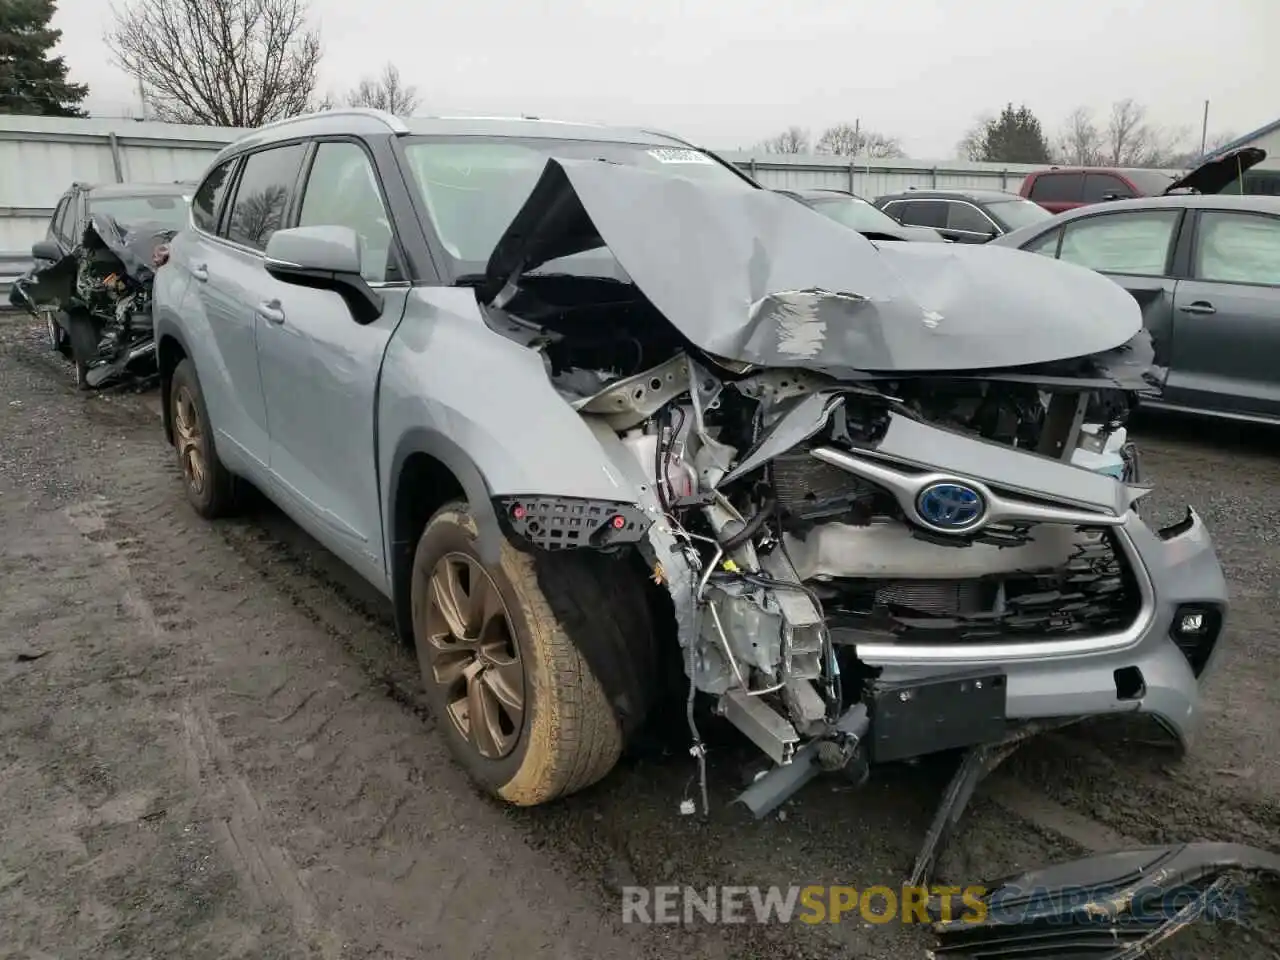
963, 104, 1052, 164
0, 0, 89, 117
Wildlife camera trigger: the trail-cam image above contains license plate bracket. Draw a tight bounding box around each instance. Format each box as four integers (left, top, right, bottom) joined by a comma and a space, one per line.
867, 670, 1007, 764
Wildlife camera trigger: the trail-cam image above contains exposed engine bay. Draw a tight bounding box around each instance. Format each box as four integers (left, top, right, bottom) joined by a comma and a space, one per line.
13, 215, 174, 389
474, 156, 1212, 872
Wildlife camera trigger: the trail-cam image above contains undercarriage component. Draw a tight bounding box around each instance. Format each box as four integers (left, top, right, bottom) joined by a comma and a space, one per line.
735, 703, 870, 818
719, 688, 799, 765
908, 718, 1079, 888
931, 841, 1280, 959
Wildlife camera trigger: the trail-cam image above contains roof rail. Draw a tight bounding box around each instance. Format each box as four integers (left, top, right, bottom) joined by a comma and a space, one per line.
253, 107, 408, 135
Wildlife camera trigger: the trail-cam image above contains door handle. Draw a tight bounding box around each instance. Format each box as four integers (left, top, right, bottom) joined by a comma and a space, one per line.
191, 263, 208, 282
255, 299, 286, 325
1179, 301, 1216, 315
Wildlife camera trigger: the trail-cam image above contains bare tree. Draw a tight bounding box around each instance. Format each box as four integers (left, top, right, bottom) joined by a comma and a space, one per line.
815, 122, 904, 159
957, 114, 994, 161
1103, 98, 1154, 166
758, 126, 810, 154
345, 62, 419, 116
106, 0, 324, 126
1056, 107, 1104, 166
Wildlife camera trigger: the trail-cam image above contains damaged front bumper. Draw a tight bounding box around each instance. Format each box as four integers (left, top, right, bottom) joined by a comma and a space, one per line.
869, 506, 1227, 748
931, 842, 1280, 959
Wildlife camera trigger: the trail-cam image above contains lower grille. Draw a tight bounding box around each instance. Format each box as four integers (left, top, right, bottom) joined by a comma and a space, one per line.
826, 527, 1143, 643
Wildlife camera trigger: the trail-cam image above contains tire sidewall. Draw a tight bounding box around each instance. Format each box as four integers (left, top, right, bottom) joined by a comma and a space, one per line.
411, 506, 537, 792
170, 360, 219, 515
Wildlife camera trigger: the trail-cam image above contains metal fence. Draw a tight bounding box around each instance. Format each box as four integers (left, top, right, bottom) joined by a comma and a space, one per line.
0, 252, 31, 310
0, 115, 1184, 261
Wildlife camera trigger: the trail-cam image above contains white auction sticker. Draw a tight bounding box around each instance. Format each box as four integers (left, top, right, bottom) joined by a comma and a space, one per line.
647, 148, 713, 165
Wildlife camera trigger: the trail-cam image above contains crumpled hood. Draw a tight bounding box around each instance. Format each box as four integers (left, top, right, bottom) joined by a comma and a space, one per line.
23, 214, 176, 309
482, 158, 1144, 375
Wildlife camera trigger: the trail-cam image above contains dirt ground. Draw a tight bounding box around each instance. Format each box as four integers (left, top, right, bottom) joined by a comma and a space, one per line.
2, 311, 1280, 960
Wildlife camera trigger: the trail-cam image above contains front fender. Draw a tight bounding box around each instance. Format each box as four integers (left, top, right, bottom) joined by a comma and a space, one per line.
378, 287, 644, 562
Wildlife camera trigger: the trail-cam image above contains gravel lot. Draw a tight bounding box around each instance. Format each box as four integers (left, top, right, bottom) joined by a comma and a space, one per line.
2, 311, 1279, 959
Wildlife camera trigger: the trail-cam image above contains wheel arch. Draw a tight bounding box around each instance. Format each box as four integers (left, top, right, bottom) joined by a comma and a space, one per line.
156, 329, 191, 444
386, 427, 501, 643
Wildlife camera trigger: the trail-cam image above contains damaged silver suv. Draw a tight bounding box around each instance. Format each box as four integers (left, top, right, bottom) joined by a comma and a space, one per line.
154, 110, 1227, 855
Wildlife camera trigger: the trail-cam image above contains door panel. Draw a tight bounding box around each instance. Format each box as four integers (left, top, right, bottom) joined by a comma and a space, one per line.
1043, 209, 1183, 391
1166, 210, 1280, 418
257, 282, 408, 585
256, 139, 409, 590
185, 146, 306, 476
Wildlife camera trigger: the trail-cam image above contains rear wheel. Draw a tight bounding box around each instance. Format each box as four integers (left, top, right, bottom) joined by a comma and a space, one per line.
170, 358, 236, 518
410, 503, 626, 805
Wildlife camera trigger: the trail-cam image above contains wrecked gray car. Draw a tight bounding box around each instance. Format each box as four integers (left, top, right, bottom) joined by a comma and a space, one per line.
15, 214, 175, 389
153, 115, 1228, 869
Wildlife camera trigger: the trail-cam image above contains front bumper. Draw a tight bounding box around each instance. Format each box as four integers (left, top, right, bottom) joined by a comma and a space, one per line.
867, 507, 1227, 748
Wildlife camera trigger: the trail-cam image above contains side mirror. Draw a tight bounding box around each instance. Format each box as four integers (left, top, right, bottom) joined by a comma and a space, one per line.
263, 225, 383, 325
31, 240, 62, 262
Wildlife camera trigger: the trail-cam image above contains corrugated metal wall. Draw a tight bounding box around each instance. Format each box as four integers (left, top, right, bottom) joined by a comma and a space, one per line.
0, 116, 1184, 258
0, 116, 241, 253
718, 153, 1039, 196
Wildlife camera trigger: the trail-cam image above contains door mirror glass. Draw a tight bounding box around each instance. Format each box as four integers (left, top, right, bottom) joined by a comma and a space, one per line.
264, 225, 384, 325
31, 239, 62, 262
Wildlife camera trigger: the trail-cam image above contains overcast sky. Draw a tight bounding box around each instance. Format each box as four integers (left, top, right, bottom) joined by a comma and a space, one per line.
53, 0, 1276, 158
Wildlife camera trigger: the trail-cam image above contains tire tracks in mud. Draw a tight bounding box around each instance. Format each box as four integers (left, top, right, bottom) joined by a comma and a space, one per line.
63, 492, 345, 959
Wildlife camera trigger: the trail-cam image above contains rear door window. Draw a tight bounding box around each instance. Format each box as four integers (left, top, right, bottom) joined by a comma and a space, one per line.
1029, 173, 1084, 203
192, 158, 238, 234
224, 143, 307, 250
1083, 174, 1134, 202
1193, 211, 1280, 286
899, 200, 947, 229
1057, 210, 1180, 276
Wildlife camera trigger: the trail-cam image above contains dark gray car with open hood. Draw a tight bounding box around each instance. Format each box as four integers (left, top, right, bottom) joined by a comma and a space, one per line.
152, 110, 1229, 896
993, 150, 1280, 425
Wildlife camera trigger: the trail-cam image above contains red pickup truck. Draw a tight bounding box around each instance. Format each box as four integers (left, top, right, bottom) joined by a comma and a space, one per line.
1019, 148, 1265, 213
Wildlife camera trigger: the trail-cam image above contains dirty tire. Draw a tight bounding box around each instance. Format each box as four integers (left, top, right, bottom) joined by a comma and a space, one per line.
65, 309, 96, 391
411, 502, 623, 806
170, 358, 236, 519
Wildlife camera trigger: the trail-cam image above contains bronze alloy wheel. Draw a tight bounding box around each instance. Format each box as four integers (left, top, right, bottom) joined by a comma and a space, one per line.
424, 552, 525, 759
172, 384, 207, 498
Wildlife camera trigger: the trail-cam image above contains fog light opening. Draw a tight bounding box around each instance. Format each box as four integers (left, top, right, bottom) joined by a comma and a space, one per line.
1179, 611, 1206, 635
1170, 604, 1223, 678
1114, 666, 1146, 702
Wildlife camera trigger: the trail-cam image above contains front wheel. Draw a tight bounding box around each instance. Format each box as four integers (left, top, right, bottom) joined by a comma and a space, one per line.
410, 503, 626, 806
170, 358, 236, 518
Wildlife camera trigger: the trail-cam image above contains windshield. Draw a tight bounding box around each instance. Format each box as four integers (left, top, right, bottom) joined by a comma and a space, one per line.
88, 193, 191, 232
988, 197, 1052, 230
803, 195, 907, 234
402, 137, 752, 273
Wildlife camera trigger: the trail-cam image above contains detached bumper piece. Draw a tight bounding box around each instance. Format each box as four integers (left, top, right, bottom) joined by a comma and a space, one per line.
930, 842, 1280, 959
498, 496, 651, 550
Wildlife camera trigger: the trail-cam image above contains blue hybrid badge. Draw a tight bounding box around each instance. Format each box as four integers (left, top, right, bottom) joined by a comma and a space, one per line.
916, 481, 985, 531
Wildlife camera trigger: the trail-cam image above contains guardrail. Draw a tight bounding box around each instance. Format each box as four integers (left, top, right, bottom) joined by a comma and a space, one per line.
0, 254, 33, 312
